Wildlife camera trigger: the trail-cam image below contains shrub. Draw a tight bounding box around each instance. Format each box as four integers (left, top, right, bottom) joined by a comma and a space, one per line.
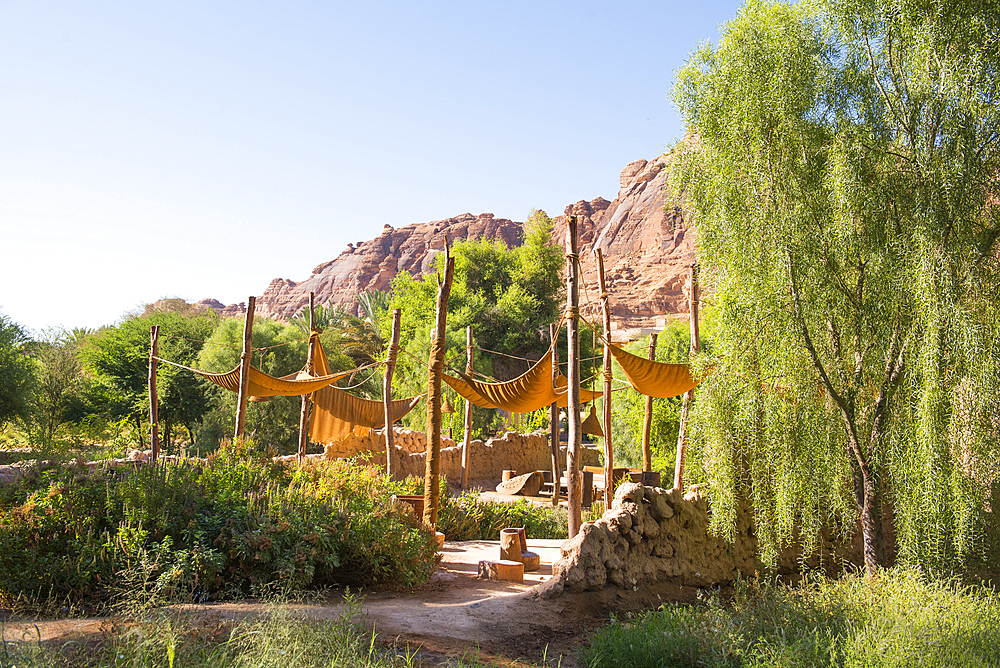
0, 453, 437, 611
579, 569, 1000, 668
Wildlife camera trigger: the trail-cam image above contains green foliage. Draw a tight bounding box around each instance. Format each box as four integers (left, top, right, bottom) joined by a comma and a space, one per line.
0, 310, 35, 427
196, 317, 316, 453
0, 455, 437, 611
579, 569, 1000, 668
436, 490, 568, 541
607, 320, 705, 477
671, 0, 1000, 569
81, 311, 219, 451
386, 210, 564, 437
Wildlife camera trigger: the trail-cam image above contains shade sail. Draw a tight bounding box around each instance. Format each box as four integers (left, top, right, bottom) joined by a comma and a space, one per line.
608, 344, 699, 398
581, 404, 605, 437
308, 334, 422, 443
310, 387, 423, 442
443, 353, 559, 413
195, 364, 351, 397
554, 374, 603, 407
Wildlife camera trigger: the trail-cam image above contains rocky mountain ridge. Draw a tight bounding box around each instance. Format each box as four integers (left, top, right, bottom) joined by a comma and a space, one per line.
190, 155, 695, 328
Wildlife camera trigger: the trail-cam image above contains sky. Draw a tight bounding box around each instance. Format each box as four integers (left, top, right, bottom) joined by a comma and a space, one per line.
0, 1, 743, 335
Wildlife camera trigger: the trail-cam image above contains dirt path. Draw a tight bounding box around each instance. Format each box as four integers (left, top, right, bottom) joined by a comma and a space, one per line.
2, 539, 704, 666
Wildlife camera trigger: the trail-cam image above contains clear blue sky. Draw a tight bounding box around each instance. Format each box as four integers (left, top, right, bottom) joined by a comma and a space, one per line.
1, 1, 743, 334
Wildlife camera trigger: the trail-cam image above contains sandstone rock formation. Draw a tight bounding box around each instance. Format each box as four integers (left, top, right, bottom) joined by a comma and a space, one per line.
255, 213, 525, 321
559, 156, 696, 327
195, 155, 696, 327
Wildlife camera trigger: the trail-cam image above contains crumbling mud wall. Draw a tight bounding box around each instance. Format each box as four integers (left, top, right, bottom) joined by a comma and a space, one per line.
537, 482, 757, 598
323, 428, 600, 483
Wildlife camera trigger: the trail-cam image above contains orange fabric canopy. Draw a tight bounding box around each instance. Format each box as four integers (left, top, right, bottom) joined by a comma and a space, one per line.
443, 353, 559, 413
554, 374, 602, 408
608, 344, 699, 398
194, 364, 350, 398
308, 334, 422, 443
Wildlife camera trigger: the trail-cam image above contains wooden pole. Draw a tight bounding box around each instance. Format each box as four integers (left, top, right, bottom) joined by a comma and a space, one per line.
384, 308, 402, 478
595, 248, 614, 507
234, 296, 256, 441
461, 325, 474, 489
297, 292, 316, 463
148, 325, 160, 461
566, 216, 583, 537
674, 265, 700, 491
549, 322, 561, 507
642, 332, 658, 472
423, 240, 455, 529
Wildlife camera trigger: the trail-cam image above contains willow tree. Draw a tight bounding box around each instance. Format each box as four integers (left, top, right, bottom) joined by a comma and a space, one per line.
672, 0, 1000, 574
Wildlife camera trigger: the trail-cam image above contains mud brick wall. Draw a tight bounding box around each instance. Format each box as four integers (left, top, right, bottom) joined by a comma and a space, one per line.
537, 482, 757, 598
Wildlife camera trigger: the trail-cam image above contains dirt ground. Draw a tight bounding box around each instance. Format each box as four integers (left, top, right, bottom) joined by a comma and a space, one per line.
1, 538, 707, 667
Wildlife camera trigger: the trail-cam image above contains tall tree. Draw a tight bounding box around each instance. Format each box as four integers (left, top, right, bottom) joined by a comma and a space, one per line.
30, 328, 85, 443
0, 312, 35, 428
82, 311, 218, 448
672, 0, 1000, 573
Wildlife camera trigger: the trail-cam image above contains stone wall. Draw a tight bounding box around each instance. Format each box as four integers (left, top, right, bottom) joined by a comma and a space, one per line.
323, 428, 601, 483
537, 482, 757, 598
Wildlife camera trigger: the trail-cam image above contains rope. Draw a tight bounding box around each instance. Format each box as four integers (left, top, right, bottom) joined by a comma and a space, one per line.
337, 365, 385, 392
151, 355, 383, 379
473, 345, 539, 362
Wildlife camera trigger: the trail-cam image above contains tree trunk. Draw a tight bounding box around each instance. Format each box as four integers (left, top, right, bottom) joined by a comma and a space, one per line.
595, 248, 614, 508
235, 296, 256, 440
566, 216, 583, 537
461, 325, 474, 489
148, 325, 160, 461
423, 242, 455, 529
674, 265, 700, 491
642, 333, 657, 472
297, 292, 316, 463
385, 308, 402, 479
549, 322, 561, 507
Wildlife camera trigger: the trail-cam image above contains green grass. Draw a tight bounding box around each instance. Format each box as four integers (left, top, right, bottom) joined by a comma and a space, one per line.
0, 595, 506, 667
579, 568, 1000, 668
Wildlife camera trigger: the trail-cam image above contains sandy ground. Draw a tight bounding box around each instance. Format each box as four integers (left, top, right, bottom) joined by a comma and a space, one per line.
0, 536, 708, 666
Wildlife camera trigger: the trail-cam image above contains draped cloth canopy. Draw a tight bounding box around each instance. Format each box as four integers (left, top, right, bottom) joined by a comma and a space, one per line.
194, 364, 350, 398
581, 404, 605, 437
607, 343, 700, 398
443, 350, 604, 414
308, 334, 422, 443
554, 374, 602, 408
443, 353, 559, 413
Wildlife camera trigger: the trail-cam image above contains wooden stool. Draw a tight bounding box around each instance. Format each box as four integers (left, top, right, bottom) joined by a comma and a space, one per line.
478, 559, 524, 582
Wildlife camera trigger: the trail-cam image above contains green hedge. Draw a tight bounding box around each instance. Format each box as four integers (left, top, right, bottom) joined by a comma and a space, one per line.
0, 445, 437, 610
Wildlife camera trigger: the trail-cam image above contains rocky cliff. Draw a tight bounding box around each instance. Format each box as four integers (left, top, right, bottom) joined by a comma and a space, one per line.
203, 155, 695, 327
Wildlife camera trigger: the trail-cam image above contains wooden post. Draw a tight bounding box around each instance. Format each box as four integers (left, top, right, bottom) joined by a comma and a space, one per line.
297, 292, 316, 463
595, 248, 614, 507
549, 322, 561, 507
674, 266, 700, 491
423, 240, 456, 529
566, 216, 583, 537
148, 325, 160, 461
461, 325, 474, 489
234, 296, 256, 440
384, 308, 402, 478
642, 332, 658, 472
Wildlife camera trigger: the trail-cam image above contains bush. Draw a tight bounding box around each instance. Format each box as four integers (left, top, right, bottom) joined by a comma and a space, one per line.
579, 569, 1000, 668
437, 490, 568, 541
0, 449, 437, 611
